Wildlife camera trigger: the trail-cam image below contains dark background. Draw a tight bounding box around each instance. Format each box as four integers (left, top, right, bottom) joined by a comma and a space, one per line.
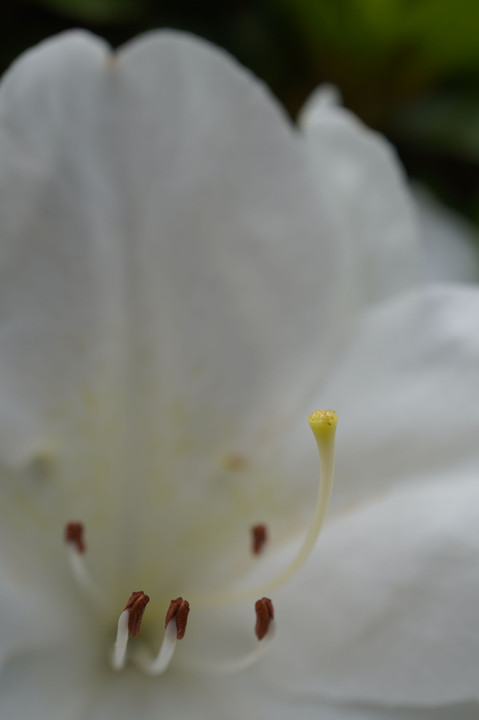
3, 0, 479, 231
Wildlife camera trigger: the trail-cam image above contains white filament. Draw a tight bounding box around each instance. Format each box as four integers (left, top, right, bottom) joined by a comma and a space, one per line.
66, 545, 106, 610
133, 620, 178, 675
112, 610, 129, 671
182, 620, 276, 675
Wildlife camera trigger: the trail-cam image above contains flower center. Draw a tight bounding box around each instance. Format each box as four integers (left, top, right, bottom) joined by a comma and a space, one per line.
63, 410, 337, 675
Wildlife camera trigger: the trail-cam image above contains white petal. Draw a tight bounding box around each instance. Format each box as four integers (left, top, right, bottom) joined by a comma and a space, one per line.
307, 702, 479, 720
414, 185, 479, 283
77, 668, 299, 720
0, 647, 98, 720
0, 641, 363, 720
299, 86, 421, 306
89, 670, 479, 720
0, 569, 96, 718
269, 285, 479, 542
1, 640, 477, 719
0, 31, 132, 595
0, 573, 44, 668
317, 285, 479, 516
0, 31, 346, 597
268, 477, 479, 705
300, 702, 479, 720
1, 588, 476, 720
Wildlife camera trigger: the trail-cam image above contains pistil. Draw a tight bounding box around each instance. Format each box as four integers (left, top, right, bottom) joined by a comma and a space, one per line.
189, 409, 338, 608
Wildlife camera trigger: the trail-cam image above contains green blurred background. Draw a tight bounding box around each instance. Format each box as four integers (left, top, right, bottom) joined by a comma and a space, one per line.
2, 0, 479, 228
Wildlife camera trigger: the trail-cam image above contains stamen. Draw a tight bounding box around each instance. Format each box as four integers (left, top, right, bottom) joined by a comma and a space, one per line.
63, 521, 106, 609
251, 524, 268, 555
112, 591, 149, 671
182, 597, 276, 675
124, 591, 150, 638
165, 597, 190, 639
255, 597, 274, 640
64, 521, 85, 553
112, 611, 130, 671
133, 597, 190, 676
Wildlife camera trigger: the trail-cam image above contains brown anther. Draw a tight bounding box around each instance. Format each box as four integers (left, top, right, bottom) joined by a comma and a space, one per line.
251, 524, 268, 555
164, 597, 190, 640
255, 597, 274, 641
64, 522, 85, 554
124, 591, 150, 638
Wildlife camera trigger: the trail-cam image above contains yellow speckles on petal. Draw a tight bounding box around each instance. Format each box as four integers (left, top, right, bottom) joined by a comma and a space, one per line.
29, 445, 56, 475
223, 453, 248, 472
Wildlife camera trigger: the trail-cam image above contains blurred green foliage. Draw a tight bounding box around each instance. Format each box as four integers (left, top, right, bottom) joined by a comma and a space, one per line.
31, 0, 150, 23
3, 0, 479, 225
278, 0, 479, 117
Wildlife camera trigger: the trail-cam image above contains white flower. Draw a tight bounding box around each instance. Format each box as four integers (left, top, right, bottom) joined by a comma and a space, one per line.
0, 30, 478, 720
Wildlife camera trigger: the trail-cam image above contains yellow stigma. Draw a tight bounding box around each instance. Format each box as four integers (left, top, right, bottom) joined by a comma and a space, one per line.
308, 411, 337, 500
308, 409, 338, 439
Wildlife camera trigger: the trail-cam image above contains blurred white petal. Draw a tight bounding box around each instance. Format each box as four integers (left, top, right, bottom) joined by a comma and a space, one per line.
299, 86, 421, 306
414, 185, 479, 282
0, 30, 346, 597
